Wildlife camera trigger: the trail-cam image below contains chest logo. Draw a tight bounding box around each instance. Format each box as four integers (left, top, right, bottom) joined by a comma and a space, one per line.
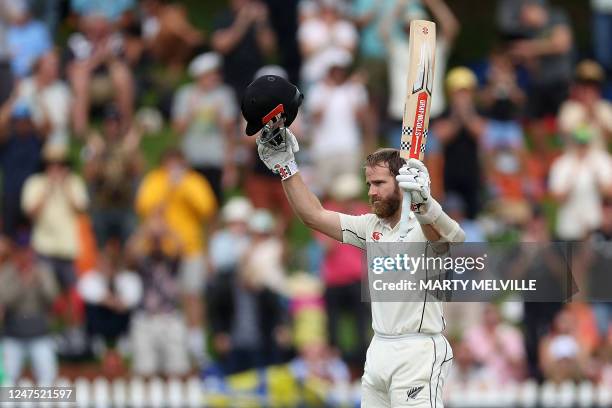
372, 231, 383, 241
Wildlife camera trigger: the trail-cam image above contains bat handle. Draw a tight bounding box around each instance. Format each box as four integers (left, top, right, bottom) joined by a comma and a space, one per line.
400, 191, 412, 237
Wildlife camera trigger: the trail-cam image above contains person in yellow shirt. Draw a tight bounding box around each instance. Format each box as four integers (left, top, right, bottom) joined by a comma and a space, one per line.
135, 148, 217, 365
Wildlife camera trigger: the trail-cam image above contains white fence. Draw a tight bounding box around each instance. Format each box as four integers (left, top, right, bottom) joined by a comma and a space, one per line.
1, 377, 611, 407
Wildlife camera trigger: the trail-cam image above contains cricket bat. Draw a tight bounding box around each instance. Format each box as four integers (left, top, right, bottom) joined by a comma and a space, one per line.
399, 20, 436, 234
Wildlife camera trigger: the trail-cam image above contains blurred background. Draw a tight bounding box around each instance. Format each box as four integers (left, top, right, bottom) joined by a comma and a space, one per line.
0, 0, 610, 406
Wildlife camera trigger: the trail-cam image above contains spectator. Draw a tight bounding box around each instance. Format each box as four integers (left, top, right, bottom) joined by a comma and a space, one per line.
260, 0, 301, 84
298, 0, 358, 89
135, 148, 217, 366
443, 193, 485, 242
351, 0, 391, 125
127, 217, 190, 377
21, 144, 88, 346
586, 198, 612, 344
13, 50, 72, 147
289, 340, 351, 406
305, 49, 372, 195
510, 206, 567, 380
480, 48, 530, 217
139, 0, 204, 74
207, 201, 249, 367
445, 340, 489, 392
66, 14, 134, 135
383, 0, 460, 143
549, 127, 612, 241
539, 308, 589, 383
0, 236, 60, 386
316, 174, 369, 366
495, 0, 527, 41
464, 303, 527, 385
592, 0, 612, 75
83, 105, 144, 248
218, 209, 289, 373
558, 60, 612, 150
506, 0, 573, 136
481, 48, 526, 155
77, 241, 141, 375
172, 52, 238, 203
6, 0, 52, 78
209, 197, 253, 277
0, 98, 45, 239
431, 67, 486, 219
211, 0, 276, 100
241, 209, 288, 301
207, 197, 253, 360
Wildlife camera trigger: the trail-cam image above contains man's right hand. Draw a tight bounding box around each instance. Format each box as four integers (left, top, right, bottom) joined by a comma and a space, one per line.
256, 127, 300, 180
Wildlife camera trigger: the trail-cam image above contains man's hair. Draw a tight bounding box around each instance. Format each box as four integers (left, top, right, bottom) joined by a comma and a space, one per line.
364, 148, 404, 177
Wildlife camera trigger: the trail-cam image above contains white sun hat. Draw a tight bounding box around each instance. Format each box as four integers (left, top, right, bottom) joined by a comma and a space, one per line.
188, 52, 222, 78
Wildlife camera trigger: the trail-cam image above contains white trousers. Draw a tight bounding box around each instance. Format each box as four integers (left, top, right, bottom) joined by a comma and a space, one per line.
361, 333, 453, 407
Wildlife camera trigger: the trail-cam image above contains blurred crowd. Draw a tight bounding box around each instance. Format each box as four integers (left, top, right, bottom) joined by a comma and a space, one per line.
0, 0, 611, 403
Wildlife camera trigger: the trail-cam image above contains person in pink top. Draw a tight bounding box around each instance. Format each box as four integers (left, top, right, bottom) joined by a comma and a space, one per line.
464, 303, 527, 385
316, 173, 370, 367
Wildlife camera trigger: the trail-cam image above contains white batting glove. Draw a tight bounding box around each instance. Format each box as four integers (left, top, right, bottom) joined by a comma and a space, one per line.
256, 127, 299, 180
396, 158, 431, 207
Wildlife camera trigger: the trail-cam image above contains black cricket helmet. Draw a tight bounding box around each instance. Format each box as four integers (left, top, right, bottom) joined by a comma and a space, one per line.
241, 75, 303, 136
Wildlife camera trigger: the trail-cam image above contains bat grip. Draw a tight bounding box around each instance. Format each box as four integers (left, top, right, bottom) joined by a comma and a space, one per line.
400, 191, 411, 236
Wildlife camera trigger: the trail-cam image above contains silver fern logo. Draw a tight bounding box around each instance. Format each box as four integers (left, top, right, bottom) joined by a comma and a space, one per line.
406, 386, 424, 400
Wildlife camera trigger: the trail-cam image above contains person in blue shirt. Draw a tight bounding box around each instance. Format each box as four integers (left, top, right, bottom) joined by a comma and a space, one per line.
0, 101, 45, 239
6, 1, 52, 78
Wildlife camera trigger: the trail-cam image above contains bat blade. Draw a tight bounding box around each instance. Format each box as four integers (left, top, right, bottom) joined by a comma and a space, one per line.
400, 20, 436, 162
398, 19, 436, 233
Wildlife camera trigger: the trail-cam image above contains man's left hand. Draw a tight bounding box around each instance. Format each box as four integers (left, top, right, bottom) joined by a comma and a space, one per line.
396, 158, 431, 211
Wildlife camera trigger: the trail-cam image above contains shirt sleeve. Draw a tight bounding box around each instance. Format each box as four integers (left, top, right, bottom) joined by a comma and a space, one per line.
596, 102, 612, 133
352, 84, 368, 108
183, 173, 218, 220
21, 176, 43, 213
135, 172, 165, 218
338, 213, 370, 249
220, 87, 238, 122
549, 156, 571, 195
70, 175, 89, 210
305, 85, 326, 113
172, 86, 191, 121
596, 152, 612, 187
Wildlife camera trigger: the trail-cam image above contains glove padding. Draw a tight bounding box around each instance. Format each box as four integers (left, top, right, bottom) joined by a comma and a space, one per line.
396, 158, 431, 211
256, 127, 300, 180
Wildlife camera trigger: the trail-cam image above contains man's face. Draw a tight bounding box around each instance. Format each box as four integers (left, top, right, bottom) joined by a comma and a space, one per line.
520, 4, 548, 28
365, 164, 401, 219
574, 82, 600, 104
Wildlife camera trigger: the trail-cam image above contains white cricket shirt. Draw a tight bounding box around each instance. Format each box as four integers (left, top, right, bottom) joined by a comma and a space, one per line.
339, 212, 446, 336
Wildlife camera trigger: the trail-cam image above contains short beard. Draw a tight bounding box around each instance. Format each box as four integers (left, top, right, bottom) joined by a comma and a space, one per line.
370, 185, 402, 219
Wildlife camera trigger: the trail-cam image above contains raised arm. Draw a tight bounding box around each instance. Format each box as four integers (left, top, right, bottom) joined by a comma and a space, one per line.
424, 0, 460, 44
281, 173, 342, 241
